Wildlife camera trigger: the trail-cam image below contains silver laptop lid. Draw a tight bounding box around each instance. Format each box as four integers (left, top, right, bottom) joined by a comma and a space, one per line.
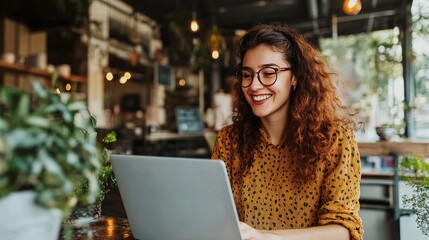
111, 154, 242, 240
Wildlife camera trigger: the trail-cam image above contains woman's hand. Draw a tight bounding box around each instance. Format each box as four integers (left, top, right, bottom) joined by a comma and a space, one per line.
239, 222, 351, 240
239, 222, 277, 240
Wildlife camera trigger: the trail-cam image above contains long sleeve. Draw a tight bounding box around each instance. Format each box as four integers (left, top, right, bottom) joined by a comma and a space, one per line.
317, 126, 364, 240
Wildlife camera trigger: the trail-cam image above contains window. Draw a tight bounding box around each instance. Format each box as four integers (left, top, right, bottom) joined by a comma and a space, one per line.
320, 29, 404, 141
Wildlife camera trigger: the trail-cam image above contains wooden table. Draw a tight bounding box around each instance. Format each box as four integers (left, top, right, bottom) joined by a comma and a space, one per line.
60, 216, 134, 240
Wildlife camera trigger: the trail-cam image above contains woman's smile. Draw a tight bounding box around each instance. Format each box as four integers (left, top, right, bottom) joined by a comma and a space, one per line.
252, 94, 272, 102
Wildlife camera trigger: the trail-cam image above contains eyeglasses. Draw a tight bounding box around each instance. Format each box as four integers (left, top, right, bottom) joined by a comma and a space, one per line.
235, 66, 292, 88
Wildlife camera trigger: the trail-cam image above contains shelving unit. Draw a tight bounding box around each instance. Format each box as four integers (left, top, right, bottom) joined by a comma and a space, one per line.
358, 141, 429, 240
0, 59, 87, 83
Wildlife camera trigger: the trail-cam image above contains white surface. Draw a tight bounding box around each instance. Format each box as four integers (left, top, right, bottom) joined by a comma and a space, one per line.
0, 191, 62, 240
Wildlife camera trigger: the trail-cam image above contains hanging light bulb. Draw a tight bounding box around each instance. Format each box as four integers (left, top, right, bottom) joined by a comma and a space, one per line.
343, 0, 362, 15
211, 49, 220, 59
208, 25, 224, 60
106, 72, 114, 81
190, 11, 200, 32
65, 83, 72, 91
178, 78, 186, 86
124, 71, 131, 79
119, 76, 128, 84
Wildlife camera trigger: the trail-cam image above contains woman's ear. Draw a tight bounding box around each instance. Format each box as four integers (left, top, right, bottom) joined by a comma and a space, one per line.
291, 75, 297, 87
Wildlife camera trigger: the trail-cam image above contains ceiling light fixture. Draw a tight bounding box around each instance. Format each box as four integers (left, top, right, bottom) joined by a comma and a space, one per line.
343, 0, 362, 15
208, 25, 224, 60
190, 0, 200, 33
106, 72, 114, 81
211, 49, 220, 59
190, 18, 200, 32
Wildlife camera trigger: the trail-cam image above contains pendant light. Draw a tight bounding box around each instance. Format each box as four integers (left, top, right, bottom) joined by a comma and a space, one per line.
190, 17, 200, 32
343, 0, 362, 15
190, 0, 199, 32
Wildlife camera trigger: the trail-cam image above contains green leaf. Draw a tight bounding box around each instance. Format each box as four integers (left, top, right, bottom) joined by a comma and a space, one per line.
14, 91, 30, 121
31, 81, 49, 99
36, 189, 56, 208
50, 72, 59, 88
1, 86, 24, 110
102, 131, 117, 143
31, 160, 43, 176
39, 149, 64, 177
90, 115, 97, 128
3, 129, 44, 149
67, 101, 87, 112
26, 116, 51, 128
66, 152, 79, 166
0, 118, 8, 130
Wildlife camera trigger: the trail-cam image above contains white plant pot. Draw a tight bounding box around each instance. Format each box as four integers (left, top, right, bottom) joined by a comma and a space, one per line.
0, 191, 63, 240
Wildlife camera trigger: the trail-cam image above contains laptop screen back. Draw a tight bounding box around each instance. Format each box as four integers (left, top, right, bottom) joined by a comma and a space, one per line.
111, 154, 242, 240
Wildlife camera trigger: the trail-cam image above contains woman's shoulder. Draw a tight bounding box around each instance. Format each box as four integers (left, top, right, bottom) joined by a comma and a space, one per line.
211, 125, 235, 159
213, 125, 234, 144
328, 123, 359, 154
217, 125, 234, 137
331, 123, 356, 139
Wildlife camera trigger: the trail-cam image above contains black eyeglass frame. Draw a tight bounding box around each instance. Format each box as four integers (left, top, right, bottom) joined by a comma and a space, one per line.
235, 66, 292, 88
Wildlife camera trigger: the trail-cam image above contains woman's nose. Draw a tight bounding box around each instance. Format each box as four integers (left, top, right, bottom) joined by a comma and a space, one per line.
249, 75, 264, 89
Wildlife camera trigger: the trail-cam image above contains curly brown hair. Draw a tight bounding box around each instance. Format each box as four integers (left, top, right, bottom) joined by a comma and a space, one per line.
230, 22, 356, 182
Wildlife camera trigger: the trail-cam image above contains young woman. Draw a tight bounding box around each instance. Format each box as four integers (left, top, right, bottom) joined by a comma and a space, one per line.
211, 23, 363, 240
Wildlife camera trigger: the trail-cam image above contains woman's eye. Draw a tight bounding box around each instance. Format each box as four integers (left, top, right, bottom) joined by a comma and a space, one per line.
242, 72, 252, 79
262, 71, 276, 78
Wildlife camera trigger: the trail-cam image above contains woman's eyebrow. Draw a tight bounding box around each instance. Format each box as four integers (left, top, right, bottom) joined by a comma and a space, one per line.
240, 66, 252, 70
241, 63, 280, 70
259, 63, 280, 68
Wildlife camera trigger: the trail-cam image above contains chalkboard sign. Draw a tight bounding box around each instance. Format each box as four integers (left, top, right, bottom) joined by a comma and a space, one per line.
175, 107, 204, 133
154, 63, 175, 90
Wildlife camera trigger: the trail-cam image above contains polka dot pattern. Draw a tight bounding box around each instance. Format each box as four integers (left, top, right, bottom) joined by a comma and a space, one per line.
211, 125, 363, 240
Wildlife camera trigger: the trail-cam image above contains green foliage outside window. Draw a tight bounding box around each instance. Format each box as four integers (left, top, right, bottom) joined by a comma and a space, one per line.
399, 155, 429, 236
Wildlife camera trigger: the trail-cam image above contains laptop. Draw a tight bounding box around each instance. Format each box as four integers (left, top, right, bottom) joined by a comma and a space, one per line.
110, 154, 242, 240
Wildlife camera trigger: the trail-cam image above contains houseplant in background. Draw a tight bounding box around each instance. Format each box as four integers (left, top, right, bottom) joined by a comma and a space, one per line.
70, 130, 117, 220
400, 155, 429, 237
0, 81, 102, 240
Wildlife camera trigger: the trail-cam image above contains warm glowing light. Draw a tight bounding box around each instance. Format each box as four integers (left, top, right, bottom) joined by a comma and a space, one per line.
211, 49, 220, 59
119, 76, 127, 84
55, 88, 61, 94
343, 0, 362, 15
65, 83, 72, 91
124, 71, 131, 79
178, 78, 186, 86
190, 19, 200, 32
106, 72, 113, 81
106, 218, 114, 237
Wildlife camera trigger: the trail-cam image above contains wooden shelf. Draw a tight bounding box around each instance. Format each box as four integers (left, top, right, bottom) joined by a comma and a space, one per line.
0, 59, 86, 83
362, 172, 394, 179
358, 141, 429, 157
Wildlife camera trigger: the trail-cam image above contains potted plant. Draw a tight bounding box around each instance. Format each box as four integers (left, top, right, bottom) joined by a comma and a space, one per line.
399, 155, 429, 236
0, 81, 102, 240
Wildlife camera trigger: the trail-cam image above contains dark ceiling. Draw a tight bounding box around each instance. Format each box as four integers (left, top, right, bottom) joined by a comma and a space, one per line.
124, 0, 414, 41
0, 0, 413, 40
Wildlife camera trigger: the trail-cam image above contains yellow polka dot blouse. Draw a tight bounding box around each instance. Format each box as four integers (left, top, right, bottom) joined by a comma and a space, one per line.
211, 125, 363, 240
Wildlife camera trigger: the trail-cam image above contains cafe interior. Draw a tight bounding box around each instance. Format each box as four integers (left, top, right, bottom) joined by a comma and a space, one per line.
0, 0, 428, 239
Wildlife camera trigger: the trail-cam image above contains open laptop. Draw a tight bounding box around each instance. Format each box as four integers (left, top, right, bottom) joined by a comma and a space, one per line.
110, 154, 242, 240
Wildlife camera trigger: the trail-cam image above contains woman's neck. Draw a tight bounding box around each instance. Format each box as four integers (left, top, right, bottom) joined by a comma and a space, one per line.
261, 116, 287, 146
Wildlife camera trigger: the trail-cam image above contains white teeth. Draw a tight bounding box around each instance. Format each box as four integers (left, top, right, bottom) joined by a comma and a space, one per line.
253, 95, 271, 101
